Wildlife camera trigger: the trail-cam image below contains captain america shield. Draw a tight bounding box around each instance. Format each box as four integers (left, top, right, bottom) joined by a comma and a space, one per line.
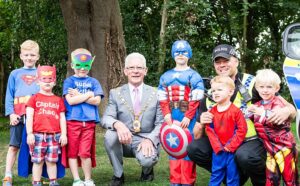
160, 120, 192, 159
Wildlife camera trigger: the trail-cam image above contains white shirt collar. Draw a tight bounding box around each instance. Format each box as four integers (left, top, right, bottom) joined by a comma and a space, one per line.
128, 83, 143, 93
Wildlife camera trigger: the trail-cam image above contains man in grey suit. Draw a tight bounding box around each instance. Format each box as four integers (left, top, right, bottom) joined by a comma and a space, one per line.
101, 52, 163, 186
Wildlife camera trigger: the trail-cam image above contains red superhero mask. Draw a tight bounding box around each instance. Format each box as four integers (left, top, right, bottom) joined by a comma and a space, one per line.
37, 65, 56, 83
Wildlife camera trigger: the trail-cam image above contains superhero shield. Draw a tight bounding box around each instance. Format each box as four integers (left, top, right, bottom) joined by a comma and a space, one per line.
283, 57, 300, 139
160, 120, 192, 159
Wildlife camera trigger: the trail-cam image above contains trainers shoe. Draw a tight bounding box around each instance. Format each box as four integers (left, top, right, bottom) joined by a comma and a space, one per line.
84, 179, 95, 186
49, 181, 60, 186
72, 180, 85, 186
32, 182, 42, 186
2, 177, 12, 186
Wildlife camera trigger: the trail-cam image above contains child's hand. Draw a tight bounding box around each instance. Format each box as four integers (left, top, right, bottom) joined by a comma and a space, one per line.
27, 133, 35, 145
68, 88, 80, 97
248, 105, 264, 116
86, 91, 95, 98
247, 105, 256, 113
224, 146, 231, 152
9, 114, 20, 126
164, 114, 173, 125
200, 111, 213, 124
59, 135, 68, 146
180, 117, 190, 128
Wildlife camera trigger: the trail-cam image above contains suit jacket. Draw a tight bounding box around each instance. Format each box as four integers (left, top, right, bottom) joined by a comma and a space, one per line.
101, 83, 163, 147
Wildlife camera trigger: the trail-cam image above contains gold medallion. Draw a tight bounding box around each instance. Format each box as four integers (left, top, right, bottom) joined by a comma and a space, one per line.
117, 89, 156, 134
133, 119, 141, 133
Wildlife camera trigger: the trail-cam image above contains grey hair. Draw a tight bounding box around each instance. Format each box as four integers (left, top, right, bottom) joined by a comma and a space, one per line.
125, 52, 146, 68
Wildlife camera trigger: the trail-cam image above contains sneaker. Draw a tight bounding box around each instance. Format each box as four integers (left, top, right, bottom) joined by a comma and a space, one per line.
2, 177, 12, 186
32, 182, 42, 186
49, 180, 60, 186
72, 180, 85, 186
84, 179, 95, 186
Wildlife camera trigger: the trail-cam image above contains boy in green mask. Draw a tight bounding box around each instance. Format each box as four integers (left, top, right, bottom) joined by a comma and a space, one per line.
62, 48, 104, 186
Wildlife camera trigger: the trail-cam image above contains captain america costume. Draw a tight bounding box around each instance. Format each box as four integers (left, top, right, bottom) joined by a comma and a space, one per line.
158, 40, 204, 185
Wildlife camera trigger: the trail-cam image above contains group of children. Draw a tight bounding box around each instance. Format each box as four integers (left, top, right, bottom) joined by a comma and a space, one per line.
158, 40, 298, 186
3, 40, 103, 186
1, 39, 299, 186
205, 72, 298, 186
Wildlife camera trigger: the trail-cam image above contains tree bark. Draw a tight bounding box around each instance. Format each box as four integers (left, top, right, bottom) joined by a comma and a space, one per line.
0, 53, 3, 116
244, 0, 257, 74
59, 0, 126, 110
241, 0, 248, 72
158, 0, 168, 74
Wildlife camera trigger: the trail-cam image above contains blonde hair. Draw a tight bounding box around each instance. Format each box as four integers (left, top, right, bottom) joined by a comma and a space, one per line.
210, 75, 235, 90
255, 69, 281, 87
125, 52, 146, 68
20, 40, 39, 53
71, 48, 92, 58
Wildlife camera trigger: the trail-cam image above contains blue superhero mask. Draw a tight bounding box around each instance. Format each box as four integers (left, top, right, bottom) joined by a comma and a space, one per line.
71, 53, 95, 70
171, 40, 192, 59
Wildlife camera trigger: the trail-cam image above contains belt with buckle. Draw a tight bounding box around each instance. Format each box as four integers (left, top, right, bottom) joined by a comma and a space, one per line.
169, 101, 189, 112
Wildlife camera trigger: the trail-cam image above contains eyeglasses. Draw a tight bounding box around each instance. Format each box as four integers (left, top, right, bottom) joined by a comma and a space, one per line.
126, 66, 146, 71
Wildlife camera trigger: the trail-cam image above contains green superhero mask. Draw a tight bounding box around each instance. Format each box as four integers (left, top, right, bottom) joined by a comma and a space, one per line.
71, 53, 95, 70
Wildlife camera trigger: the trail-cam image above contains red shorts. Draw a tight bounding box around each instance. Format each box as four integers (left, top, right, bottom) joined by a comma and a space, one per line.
67, 121, 96, 158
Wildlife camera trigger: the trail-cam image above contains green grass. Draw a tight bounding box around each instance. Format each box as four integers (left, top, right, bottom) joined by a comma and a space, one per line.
0, 127, 212, 186
0, 117, 9, 131
0, 123, 299, 185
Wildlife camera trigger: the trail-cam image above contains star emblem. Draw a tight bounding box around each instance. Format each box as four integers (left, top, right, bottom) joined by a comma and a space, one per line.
172, 73, 180, 78
80, 54, 87, 61
176, 42, 185, 49
167, 133, 178, 147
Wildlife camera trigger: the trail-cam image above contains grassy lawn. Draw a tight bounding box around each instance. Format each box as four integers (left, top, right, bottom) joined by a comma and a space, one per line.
0, 120, 298, 185
0, 126, 212, 186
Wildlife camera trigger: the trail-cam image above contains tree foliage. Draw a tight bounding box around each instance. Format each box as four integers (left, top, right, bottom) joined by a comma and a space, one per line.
1, 0, 300, 114
0, 0, 66, 115
120, 0, 300, 99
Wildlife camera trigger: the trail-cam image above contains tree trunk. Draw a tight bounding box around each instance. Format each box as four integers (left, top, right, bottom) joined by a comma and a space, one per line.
0, 53, 3, 116
158, 0, 168, 74
240, 0, 248, 72
241, 0, 257, 74
59, 0, 126, 111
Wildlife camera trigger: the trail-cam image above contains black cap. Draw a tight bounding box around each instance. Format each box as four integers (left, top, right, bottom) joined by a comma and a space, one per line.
212, 44, 237, 62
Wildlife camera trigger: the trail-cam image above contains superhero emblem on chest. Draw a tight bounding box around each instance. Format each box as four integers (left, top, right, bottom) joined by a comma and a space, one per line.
21, 75, 37, 85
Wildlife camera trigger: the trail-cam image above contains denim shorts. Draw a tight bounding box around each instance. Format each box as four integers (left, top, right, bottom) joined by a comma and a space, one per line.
9, 122, 24, 148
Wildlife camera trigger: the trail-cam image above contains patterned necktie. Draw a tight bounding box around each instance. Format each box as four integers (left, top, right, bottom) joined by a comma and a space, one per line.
133, 88, 141, 114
